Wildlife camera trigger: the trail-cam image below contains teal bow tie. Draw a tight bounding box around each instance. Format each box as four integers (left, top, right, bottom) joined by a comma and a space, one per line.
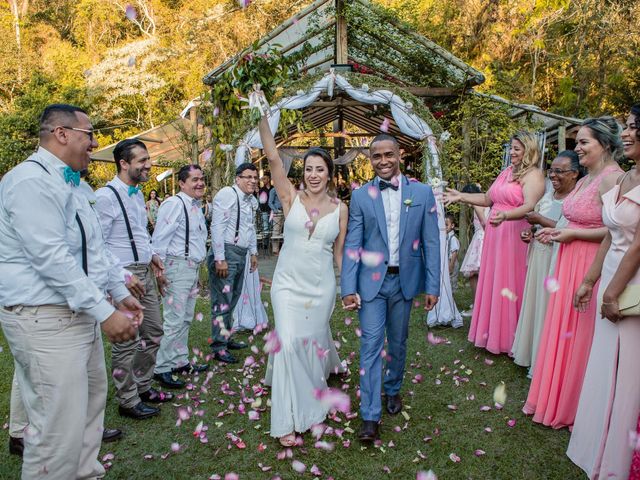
128, 185, 140, 196
63, 166, 80, 187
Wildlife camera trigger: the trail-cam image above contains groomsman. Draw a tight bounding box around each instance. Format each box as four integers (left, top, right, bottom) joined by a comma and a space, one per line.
209, 163, 259, 363
95, 139, 175, 419
0, 104, 141, 479
341, 133, 440, 442
152, 164, 209, 384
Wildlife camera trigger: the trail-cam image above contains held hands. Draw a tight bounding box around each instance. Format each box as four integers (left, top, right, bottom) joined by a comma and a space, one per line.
520, 229, 532, 243
342, 293, 361, 311
442, 188, 461, 207
250, 255, 258, 273
524, 211, 541, 225
534, 227, 554, 244
215, 260, 229, 278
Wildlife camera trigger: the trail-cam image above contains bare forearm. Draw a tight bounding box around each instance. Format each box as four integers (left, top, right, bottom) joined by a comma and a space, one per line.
583, 234, 612, 285
571, 227, 608, 242
504, 203, 538, 221
461, 192, 492, 207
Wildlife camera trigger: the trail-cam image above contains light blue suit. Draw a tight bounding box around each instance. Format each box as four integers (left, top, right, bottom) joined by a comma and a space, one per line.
341, 175, 440, 421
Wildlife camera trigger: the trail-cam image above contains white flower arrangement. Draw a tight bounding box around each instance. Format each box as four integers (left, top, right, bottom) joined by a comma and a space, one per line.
440, 131, 451, 142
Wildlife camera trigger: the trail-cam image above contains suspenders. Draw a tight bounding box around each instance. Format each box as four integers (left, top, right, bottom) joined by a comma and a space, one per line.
232, 188, 241, 244
25, 160, 88, 275
176, 195, 190, 258
106, 185, 139, 262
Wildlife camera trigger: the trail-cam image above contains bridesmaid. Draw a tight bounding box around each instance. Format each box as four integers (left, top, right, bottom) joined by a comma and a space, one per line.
568, 105, 640, 478
444, 132, 545, 354
511, 151, 582, 369
523, 117, 623, 428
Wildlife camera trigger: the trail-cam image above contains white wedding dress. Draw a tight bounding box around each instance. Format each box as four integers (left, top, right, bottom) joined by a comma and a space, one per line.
265, 195, 344, 438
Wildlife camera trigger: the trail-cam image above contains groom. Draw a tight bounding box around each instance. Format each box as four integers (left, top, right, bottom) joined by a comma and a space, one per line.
341, 133, 440, 442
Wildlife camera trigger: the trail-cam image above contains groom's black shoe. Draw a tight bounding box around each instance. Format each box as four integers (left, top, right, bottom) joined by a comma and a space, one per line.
385, 394, 403, 415
227, 340, 247, 350
213, 350, 238, 364
358, 421, 379, 442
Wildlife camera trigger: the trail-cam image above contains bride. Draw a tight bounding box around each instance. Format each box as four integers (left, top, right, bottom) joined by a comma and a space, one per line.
259, 115, 348, 447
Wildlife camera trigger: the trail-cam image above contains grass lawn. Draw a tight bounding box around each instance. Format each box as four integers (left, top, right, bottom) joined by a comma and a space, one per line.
0, 286, 584, 480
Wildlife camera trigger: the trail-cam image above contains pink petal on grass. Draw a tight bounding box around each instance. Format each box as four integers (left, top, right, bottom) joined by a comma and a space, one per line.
449, 453, 461, 463
417, 471, 438, 480
507, 419, 516, 428
474, 449, 486, 456
292, 460, 306, 473
427, 332, 446, 345
171, 442, 180, 452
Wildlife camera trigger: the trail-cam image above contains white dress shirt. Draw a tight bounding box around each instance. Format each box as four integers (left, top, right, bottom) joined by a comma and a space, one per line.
95, 176, 153, 267
379, 174, 401, 267
0, 147, 120, 322
152, 191, 208, 263
211, 185, 258, 261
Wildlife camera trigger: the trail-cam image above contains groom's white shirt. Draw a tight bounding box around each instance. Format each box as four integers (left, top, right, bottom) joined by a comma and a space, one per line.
378, 174, 401, 267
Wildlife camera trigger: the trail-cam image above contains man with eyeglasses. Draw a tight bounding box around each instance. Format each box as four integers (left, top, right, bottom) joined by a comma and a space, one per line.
208, 163, 259, 363
0, 103, 141, 479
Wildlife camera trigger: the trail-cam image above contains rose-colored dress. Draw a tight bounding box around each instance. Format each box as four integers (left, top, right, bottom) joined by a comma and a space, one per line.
523, 164, 621, 428
631, 417, 640, 480
567, 182, 640, 479
468, 166, 530, 354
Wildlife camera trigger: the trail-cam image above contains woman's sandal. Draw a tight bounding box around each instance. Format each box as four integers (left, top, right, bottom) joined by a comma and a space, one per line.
279, 433, 297, 447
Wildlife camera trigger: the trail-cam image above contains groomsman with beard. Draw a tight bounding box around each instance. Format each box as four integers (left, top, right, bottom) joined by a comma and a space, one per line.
0, 104, 142, 479
95, 139, 176, 420
152, 164, 209, 381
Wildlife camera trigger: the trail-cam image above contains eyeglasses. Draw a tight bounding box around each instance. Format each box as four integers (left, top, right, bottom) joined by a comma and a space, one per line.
238, 175, 258, 181
547, 168, 574, 176
51, 126, 95, 140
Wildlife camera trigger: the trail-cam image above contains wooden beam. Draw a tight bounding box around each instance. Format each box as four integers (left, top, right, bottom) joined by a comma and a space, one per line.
558, 123, 566, 151
336, 0, 348, 64
189, 107, 199, 165
405, 87, 463, 97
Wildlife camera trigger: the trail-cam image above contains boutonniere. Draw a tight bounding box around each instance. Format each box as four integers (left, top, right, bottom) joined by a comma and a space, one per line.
404, 198, 413, 212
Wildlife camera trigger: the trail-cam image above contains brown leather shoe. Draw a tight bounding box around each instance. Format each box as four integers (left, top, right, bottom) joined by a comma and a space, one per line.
9, 436, 23, 457
385, 394, 402, 415
358, 420, 379, 442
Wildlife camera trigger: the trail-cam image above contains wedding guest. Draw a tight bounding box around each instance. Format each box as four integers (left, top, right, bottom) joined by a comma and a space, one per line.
203, 193, 213, 232
444, 132, 545, 354
568, 106, 640, 478
96, 139, 175, 416
523, 117, 623, 428
258, 174, 272, 234
269, 185, 283, 254
445, 213, 460, 292
209, 163, 258, 363
146, 189, 160, 234
232, 251, 269, 331
458, 184, 489, 317
0, 104, 141, 479
152, 164, 209, 381
511, 151, 582, 369
259, 116, 347, 446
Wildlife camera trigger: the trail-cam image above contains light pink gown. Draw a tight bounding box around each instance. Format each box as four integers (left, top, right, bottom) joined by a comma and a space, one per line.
460, 208, 489, 277
567, 182, 640, 479
523, 164, 622, 428
468, 166, 529, 354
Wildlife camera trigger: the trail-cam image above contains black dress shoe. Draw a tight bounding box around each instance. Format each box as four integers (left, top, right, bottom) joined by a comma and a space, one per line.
226, 340, 247, 350
213, 350, 238, 363
102, 428, 123, 443
153, 372, 186, 389
358, 420, 380, 442
385, 394, 403, 415
118, 402, 160, 420
9, 436, 23, 456
171, 363, 209, 375
140, 387, 174, 403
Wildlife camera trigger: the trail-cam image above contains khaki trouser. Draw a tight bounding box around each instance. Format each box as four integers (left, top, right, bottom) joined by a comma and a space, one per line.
154, 256, 201, 373
111, 263, 163, 408
10, 369, 28, 437
0, 305, 107, 480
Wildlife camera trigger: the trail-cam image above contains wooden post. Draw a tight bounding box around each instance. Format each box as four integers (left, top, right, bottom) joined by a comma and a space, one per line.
336, 0, 347, 64
558, 122, 566, 152
190, 105, 199, 165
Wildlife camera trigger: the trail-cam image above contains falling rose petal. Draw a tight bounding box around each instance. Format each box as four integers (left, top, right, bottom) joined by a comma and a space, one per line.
344, 317, 352, 326
346, 248, 360, 262
292, 460, 306, 473
474, 449, 486, 456
544, 276, 560, 293
127, 56, 136, 67
500, 288, 517, 302
427, 332, 446, 345
380, 118, 390, 132
314, 441, 334, 451
355, 328, 362, 337
263, 330, 281, 354
412, 239, 420, 251
493, 382, 507, 405
125, 4, 137, 20
416, 471, 438, 480
309, 208, 320, 218
367, 186, 379, 199
259, 191, 268, 204
507, 419, 516, 428
449, 453, 461, 463
371, 272, 381, 281
628, 429, 640, 450
360, 250, 384, 267
222, 284, 231, 294
305, 220, 314, 230
313, 387, 351, 413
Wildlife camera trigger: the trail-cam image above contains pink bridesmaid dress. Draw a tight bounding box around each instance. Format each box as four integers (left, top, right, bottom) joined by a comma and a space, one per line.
468, 166, 530, 354
630, 417, 640, 480
567, 181, 640, 479
523, 164, 622, 429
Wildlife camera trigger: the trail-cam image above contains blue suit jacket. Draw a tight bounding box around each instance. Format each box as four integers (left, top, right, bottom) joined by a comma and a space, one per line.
341, 176, 440, 302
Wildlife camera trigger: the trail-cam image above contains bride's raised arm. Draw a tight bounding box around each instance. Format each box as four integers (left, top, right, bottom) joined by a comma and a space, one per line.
259, 115, 296, 215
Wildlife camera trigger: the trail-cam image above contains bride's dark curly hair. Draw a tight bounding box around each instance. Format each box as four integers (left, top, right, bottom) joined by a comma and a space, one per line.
631, 104, 640, 141
301, 147, 336, 197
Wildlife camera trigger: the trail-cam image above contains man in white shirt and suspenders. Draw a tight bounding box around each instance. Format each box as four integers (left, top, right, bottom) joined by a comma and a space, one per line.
0, 104, 142, 479
152, 164, 209, 384
95, 139, 175, 420
209, 163, 259, 363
